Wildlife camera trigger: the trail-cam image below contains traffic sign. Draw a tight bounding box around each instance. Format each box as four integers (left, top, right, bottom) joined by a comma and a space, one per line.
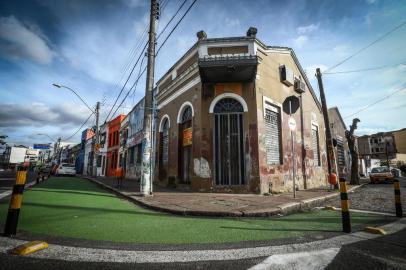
288, 117, 296, 131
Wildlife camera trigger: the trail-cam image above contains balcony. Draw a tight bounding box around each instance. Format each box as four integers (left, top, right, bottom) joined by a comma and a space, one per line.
198, 54, 258, 83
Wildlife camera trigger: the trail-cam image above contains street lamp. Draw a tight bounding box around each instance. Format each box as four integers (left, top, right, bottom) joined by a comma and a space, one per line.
52, 83, 95, 114
52, 83, 100, 177
37, 133, 57, 142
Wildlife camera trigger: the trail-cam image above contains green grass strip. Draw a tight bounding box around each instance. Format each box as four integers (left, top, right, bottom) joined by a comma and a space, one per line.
0, 177, 388, 244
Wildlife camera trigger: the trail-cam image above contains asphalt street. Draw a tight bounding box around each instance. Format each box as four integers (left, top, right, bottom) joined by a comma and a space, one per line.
0, 176, 405, 269
0, 171, 37, 199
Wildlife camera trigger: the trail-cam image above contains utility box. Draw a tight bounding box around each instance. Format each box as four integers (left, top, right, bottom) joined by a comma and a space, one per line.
279, 65, 294, 86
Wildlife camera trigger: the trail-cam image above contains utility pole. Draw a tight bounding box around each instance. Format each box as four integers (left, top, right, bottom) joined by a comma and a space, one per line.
140, 0, 158, 196
316, 68, 338, 180
56, 137, 61, 164
93, 101, 100, 176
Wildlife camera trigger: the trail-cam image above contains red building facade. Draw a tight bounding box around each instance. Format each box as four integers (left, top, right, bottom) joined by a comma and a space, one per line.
106, 114, 126, 177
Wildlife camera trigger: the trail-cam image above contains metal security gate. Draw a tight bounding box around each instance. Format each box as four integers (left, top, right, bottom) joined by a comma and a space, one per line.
213, 98, 245, 185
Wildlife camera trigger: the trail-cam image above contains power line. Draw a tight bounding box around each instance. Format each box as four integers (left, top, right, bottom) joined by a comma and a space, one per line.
63, 113, 94, 141
108, 0, 198, 119
324, 20, 406, 73
104, 41, 148, 123
324, 61, 406, 75
157, 0, 188, 40
344, 85, 406, 119
156, 0, 198, 55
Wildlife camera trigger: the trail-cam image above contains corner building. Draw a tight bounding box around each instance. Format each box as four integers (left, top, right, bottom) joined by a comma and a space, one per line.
154, 28, 328, 194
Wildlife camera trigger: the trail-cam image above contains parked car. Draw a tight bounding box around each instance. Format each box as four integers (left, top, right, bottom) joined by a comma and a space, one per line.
370, 166, 394, 184
391, 168, 401, 178
56, 163, 76, 176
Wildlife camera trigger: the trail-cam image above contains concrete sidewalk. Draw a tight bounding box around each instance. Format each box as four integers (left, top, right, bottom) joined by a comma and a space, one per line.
84, 176, 363, 217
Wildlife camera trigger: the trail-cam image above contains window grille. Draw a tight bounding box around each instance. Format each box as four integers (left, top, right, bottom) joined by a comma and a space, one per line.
312, 125, 320, 166
264, 106, 282, 165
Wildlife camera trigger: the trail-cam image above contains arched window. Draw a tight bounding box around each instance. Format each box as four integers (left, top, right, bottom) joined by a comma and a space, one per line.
181, 106, 192, 123
161, 118, 169, 165
213, 98, 244, 113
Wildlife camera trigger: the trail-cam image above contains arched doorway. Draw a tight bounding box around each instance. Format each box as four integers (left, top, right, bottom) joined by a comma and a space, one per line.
178, 106, 193, 184
213, 98, 245, 185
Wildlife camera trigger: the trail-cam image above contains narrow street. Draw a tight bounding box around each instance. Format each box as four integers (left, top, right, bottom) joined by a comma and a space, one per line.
0, 176, 405, 269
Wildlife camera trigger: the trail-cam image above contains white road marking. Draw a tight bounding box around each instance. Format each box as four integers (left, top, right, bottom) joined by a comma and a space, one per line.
0, 190, 12, 200
0, 219, 404, 263
249, 248, 340, 270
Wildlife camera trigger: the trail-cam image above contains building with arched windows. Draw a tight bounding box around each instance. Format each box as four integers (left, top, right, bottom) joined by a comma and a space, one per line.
154, 28, 328, 194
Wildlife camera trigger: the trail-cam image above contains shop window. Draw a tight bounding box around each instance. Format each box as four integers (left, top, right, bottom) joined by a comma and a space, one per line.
129, 146, 135, 165
136, 144, 142, 165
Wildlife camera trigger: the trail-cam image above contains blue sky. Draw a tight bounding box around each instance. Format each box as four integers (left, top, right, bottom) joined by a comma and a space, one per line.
0, 0, 406, 147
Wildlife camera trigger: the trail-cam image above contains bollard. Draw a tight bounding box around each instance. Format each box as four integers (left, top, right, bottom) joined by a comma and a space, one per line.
339, 178, 351, 233
394, 179, 403, 218
4, 170, 27, 237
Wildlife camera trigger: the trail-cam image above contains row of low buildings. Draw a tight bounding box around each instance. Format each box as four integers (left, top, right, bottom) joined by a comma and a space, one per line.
78, 28, 333, 194
357, 128, 406, 175
0, 145, 52, 169
26, 28, 402, 193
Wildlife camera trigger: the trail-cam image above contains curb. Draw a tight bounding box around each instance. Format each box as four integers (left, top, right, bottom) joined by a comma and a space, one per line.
84, 176, 366, 217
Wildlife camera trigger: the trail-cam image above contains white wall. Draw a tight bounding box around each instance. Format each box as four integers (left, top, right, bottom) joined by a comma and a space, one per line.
9, 147, 27, 163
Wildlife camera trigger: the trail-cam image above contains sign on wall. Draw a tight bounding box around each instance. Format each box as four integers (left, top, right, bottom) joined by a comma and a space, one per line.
128, 99, 144, 139
183, 127, 192, 146
33, 144, 50, 150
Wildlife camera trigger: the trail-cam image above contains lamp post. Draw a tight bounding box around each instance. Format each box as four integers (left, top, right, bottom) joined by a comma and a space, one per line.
52, 83, 100, 176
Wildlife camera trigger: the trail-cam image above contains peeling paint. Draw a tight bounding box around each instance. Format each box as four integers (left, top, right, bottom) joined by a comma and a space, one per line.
193, 158, 211, 178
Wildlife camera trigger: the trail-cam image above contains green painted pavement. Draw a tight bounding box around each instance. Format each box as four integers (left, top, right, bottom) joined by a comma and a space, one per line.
0, 177, 389, 244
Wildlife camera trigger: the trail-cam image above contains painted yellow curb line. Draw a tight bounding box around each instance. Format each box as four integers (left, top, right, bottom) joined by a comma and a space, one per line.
324, 206, 336, 210
364, 227, 387, 235
10, 241, 48, 255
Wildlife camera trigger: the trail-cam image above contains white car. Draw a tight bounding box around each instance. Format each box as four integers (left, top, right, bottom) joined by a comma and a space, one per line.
56, 163, 76, 176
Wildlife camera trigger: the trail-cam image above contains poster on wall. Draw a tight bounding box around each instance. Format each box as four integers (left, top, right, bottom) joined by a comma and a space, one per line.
128, 98, 145, 146
183, 127, 192, 146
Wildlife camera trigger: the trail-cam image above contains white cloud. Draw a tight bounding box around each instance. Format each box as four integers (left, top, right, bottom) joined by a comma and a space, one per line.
293, 35, 308, 48
0, 102, 91, 128
225, 18, 240, 28
0, 16, 54, 64
296, 24, 319, 34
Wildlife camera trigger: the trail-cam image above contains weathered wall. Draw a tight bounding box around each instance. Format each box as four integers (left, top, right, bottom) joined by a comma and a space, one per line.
255, 49, 328, 193
328, 108, 350, 177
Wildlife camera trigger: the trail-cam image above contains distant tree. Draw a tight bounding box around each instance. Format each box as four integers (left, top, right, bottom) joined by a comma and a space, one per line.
0, 135, 7, 145
345, 119, 360, 185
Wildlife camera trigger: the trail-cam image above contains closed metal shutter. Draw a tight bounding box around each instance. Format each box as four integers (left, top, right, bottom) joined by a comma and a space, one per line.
265, 107, 281, 165
312, 125, 320, 166
336, 139, 345, 167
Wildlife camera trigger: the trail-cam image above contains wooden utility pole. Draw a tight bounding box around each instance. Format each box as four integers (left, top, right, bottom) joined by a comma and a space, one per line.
316, 68, 338, 180
140, 0, 158, 196
92, 101, 100, 176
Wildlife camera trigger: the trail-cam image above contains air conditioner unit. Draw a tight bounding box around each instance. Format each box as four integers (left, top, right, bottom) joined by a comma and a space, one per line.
279, 65, 294, 86
294, 79, 306, 93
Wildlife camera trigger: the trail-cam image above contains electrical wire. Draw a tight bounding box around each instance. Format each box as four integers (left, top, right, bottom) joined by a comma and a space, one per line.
324, 61, 406, 75
103, 41, 148, 123
157, 0, 188, 40
323, 20, 406, 73
156, 0, 198, 55
344, 85, 406, 119
63, 112, 95, 141
107, 0, 198, 120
